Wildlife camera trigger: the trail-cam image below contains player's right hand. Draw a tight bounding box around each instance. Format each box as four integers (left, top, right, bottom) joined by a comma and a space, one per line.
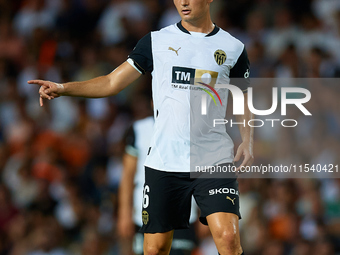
27, 80, 65, 107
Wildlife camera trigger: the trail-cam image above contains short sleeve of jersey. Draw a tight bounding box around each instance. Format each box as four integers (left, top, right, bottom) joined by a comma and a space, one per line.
128, 33, 153, 74
229, 46, 250, 93
124, 126, 138, 157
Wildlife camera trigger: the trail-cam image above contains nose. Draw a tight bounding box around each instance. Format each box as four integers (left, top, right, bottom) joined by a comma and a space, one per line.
180, 0, 189, 6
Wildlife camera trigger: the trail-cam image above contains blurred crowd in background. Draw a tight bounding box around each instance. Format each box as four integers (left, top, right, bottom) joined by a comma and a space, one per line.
0, 0, 339, 254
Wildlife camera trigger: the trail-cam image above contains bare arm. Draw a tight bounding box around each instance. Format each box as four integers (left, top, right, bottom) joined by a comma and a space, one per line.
117, 153, 138, 239
234, 92, 254, 170
28, 61, 141, 106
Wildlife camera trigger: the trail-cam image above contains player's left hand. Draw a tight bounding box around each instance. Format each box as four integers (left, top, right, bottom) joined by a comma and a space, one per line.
233, 141, 254, 172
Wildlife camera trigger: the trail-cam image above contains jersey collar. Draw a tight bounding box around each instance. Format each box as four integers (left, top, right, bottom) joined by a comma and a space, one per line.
176, 21, 219, 37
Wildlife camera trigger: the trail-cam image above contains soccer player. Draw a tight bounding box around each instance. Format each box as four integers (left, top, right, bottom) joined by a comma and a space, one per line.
118, 111, 198, 255
28, 1, 254, 255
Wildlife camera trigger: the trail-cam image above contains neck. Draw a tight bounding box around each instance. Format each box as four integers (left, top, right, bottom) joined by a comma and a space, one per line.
181, 16, 214, 34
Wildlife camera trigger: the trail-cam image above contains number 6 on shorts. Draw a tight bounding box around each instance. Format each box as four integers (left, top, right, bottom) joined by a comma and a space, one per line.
143, 185, 150, 208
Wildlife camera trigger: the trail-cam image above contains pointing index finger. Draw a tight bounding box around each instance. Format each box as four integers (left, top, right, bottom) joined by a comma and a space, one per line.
27, 80, 47, 86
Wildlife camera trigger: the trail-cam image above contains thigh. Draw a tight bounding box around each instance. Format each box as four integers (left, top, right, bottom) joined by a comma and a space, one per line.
193, 178, 240, 225
140, 167, 192, 233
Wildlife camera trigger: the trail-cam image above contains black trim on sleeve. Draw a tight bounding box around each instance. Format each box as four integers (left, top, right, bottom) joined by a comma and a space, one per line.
128, 33, 153, 74
124, 125, 136, 149
229, 46, 250, 92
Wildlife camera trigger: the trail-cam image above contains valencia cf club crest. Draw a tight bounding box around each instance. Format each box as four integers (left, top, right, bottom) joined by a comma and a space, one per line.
142, 210, 149, 225
214, 50, 226, 65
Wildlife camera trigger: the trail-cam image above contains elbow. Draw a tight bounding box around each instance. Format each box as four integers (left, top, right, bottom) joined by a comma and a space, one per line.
107, 75, 121, 96
110, 87, 120, 96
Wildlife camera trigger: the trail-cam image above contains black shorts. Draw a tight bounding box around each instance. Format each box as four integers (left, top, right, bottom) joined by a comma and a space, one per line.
140, 166, 241, 233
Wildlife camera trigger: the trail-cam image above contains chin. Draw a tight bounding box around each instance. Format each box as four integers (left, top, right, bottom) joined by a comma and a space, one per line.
182, 16, 194, 22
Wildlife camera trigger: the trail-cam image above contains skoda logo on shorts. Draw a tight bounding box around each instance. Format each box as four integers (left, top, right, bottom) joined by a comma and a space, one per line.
214, 49, 226, 65
142, 210, 149, 225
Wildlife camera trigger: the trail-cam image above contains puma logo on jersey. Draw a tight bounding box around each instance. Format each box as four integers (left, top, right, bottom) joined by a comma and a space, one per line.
226, 196, 236, 205
169, 47, 181, 56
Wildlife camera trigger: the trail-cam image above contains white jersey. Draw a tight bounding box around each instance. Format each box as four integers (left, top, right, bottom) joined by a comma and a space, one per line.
125, 116, 198, 226
127, 22, 250, 172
